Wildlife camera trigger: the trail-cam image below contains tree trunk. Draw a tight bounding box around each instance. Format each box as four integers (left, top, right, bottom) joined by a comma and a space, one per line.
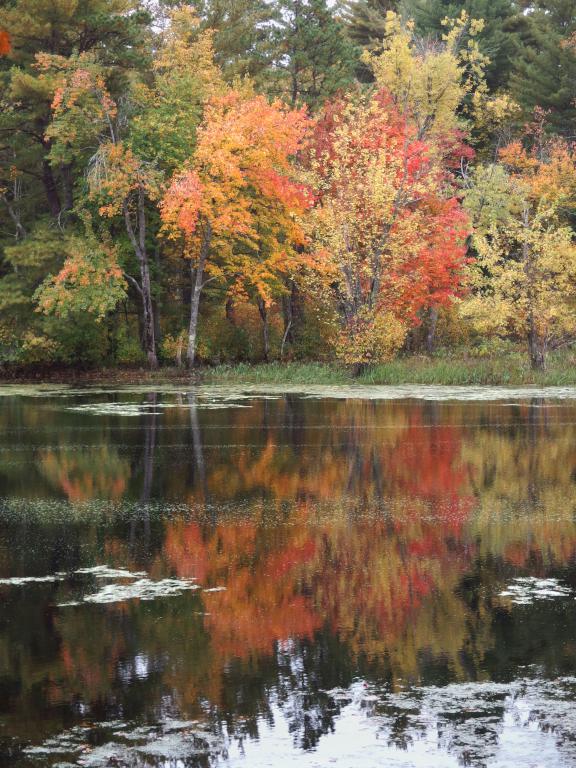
280, 320, 292, 360
1, 194, 26, 240
225, 297, 236, 326
528, 320, 546, 370
187, 222, 211, 369
60, 162, 74, 214
426, 306, 439, 355
282, 279, 300, 348
282, 293, 292, 347
139, 258, 157, 368
404, 328, 414, 353
123, 190, 157, 369
42, 159, 61, 218
138, 190, 157, 369
522, 205, 545, 371
153, 247, 162, 350
257, 295, 270, 362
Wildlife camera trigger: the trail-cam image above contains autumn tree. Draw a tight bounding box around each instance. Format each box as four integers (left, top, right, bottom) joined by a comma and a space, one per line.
37, 52, 160, 368
353, 9, 513, 353
40, 8, 222, 368
222, 194, 309, 361
161, 89, 311, 367
307, 91, 469, 367
404, 0, 517, 90
34, 218, 126, 322
0, 0, 150, 222
0, 0, 150, 364
303, 11, 476, 365
3, 0, 576, 370
463, 140, 576, 369
365, 10, 489, 144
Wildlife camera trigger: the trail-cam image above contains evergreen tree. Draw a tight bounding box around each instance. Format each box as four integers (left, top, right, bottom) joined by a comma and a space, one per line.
0, 0, 150, 223
268, 0, 359, 110
345, 0, 401, 49
508, 0, 576, 133
187, 0, 275, 81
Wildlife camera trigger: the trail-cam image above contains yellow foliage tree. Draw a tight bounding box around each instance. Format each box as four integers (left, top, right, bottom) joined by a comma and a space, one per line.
365, 11, 488, 143
463, 140, 576, 369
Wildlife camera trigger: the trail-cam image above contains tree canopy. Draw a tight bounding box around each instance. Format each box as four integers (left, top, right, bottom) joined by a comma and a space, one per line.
1, 0, 575, 371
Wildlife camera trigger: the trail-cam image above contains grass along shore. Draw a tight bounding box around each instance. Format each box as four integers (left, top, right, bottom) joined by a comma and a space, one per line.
1, 349, 576, 387
204, 351, 576, 387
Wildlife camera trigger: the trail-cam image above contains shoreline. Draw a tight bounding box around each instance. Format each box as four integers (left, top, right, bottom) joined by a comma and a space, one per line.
1, 353, 576, 388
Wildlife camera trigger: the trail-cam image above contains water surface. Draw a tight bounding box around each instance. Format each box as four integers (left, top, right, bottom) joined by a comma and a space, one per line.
1, 385, 576, 767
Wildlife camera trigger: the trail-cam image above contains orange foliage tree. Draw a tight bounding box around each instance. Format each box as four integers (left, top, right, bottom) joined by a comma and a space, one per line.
161, 89, 312, 367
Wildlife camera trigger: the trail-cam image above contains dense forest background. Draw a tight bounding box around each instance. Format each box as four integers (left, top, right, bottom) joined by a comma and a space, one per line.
1, 0, 576, 371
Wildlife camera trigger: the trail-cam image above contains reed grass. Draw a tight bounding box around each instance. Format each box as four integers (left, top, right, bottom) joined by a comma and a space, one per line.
204, 350, 576, 387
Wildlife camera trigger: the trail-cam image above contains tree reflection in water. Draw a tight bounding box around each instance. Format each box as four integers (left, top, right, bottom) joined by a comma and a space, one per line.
0, 391, 576, 765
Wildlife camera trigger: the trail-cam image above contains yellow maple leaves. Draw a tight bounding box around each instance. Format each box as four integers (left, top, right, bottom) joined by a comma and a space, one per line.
365, 11, 487, 142
463, 141, 576, 368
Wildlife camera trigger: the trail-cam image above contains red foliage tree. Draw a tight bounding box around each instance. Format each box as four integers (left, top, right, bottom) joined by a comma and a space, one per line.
307, 90, 470, 364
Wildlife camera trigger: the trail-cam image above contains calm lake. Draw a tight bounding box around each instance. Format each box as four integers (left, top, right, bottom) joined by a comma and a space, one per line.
2, 384, 576, 767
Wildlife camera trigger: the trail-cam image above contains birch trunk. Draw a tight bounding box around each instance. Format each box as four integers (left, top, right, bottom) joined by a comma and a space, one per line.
187, 222, 211, 368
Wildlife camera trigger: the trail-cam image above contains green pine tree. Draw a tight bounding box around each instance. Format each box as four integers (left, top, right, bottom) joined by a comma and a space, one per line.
187, 0, 276, 81
345, 0, 401, 49
268, 0, 359, 110
508, 0, 576, 133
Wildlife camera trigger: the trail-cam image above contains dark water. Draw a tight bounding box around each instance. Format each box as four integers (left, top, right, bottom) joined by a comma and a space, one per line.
2, 385, 576, 767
